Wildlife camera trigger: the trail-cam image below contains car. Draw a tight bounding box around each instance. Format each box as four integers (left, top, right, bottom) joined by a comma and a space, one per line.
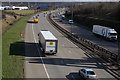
61, 15, 65, 20
59, 19, 62, 22
58, 13, 60, 16
34, 19, 38, 23
68, 20, 73, 24
53, 14, 57, 18
37, 14, 40, 16
79, 68, 97, 80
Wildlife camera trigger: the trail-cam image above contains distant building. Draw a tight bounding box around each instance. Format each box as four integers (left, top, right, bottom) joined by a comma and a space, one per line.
0, 6, 29, 10
4, 6, 12, 10
0, 6, 5, 10
12, 6, 28, 10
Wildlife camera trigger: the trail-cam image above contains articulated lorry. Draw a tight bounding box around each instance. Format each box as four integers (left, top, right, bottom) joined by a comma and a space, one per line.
38, 30, 58, 54
92, 25, 117, 40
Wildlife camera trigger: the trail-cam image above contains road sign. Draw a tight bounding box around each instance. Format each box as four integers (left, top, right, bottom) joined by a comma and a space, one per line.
20, 32, 23, 40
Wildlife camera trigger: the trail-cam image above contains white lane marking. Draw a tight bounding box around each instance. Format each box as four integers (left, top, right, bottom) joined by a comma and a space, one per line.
32, 24, 50, 79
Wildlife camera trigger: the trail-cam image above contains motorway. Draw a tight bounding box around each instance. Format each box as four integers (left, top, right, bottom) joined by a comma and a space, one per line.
52, 11, 118, 55
24, 11, 117, 79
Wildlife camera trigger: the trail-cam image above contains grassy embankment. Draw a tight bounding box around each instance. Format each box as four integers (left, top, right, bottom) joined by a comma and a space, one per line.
5, 10, 36, 15
2, 10, 36, 34
2, 10, 37, 78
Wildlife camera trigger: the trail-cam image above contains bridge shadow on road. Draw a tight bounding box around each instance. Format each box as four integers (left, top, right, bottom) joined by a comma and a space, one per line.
10, 42, 25, 56
28, 57, 105, 69
9, 42, 45, 57
9, 42, 104, 69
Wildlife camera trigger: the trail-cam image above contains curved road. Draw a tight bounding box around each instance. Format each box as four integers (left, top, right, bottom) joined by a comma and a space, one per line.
24, 11, 117, 79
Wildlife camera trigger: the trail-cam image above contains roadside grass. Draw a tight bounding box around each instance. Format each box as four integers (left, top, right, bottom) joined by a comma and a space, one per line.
2, 14, 34, 78
5, 10, 36, 15
2, 14, 22, 34
2, 9, 39, 35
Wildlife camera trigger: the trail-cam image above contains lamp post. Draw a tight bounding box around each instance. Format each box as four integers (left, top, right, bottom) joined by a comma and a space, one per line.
71, 2, 73, 34
117, 36, 120, 63
28, 2, 30, 8
9, 0, 10, 6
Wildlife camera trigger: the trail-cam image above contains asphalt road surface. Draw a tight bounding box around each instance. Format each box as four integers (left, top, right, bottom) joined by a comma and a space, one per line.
52, 11, 118, 55
24, 11, 117, 80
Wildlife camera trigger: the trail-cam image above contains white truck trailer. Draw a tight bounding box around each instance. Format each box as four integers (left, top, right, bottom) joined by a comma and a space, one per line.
92, 25, 117, 40
38, 30, 58, 54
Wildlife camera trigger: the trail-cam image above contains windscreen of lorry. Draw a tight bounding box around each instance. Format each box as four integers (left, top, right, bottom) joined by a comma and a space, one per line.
110, 33, 117, 36
46, 41, 56, 52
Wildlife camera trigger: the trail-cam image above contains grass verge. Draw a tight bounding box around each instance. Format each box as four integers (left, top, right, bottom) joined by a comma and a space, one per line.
2, 14, 34, 78
5, 10, 36, 15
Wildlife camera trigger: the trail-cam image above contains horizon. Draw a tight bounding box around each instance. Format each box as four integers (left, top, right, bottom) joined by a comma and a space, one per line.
0, 0, 120, 2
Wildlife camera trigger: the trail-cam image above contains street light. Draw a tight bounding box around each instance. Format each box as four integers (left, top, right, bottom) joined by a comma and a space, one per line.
28, 2, 30, 9
71, 2, 73, 34
117, 36, 120, 63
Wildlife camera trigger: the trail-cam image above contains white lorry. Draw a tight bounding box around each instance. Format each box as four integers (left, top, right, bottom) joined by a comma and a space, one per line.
38, 30, 58, 54
92, 25, 117, 40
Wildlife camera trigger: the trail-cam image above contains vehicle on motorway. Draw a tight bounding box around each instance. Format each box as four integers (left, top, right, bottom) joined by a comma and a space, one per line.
37, 14, 40, 16
53, 14, 56, 18
58, 12, 60, 16
33, 16, 38, 23
59, 19, 62, 22
61, 15, 65, 20
92, 25, 117, 40
34, 18, 38, 23
68, 20, 73, 24
38, 30, 58, 55
79, 68, 97, 80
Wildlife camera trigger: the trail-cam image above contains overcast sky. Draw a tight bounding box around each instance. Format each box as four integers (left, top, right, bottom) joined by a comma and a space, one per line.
0, 0, 119, 2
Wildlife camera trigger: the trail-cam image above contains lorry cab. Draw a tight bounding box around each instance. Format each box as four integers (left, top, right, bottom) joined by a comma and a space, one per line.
107, 29, 117, 40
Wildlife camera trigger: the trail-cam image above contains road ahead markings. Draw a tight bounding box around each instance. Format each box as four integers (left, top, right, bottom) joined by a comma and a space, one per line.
32, 23, 50, 79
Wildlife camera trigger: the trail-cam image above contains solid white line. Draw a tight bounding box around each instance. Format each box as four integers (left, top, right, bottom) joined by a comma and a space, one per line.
32, 24, 50, 79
